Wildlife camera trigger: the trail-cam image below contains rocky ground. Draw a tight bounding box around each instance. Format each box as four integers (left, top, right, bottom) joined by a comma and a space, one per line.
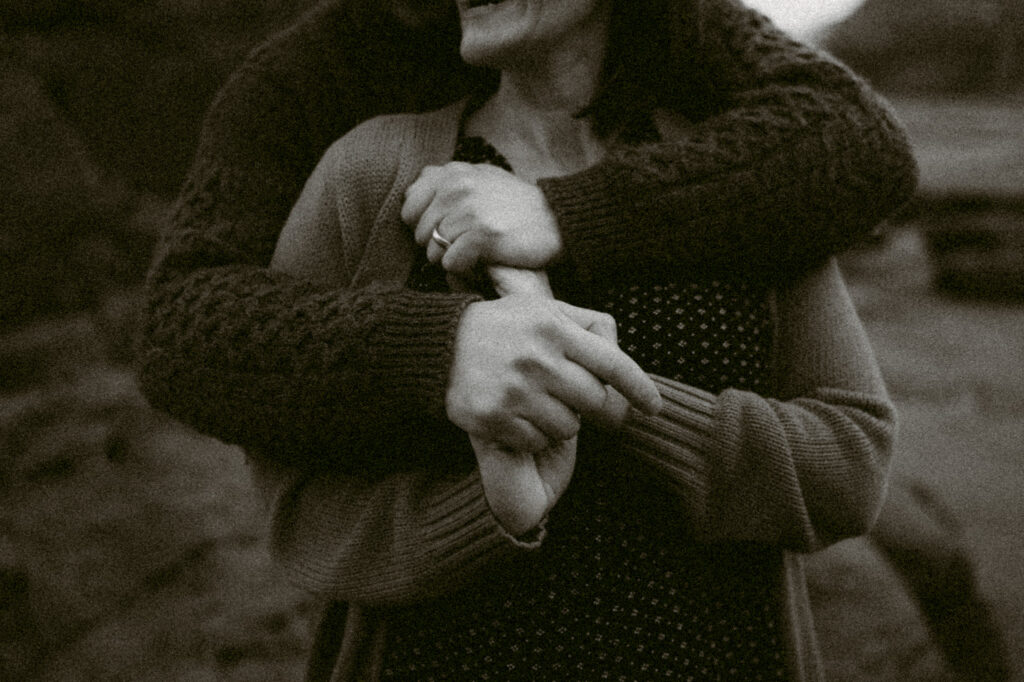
809, 228, 1024, 682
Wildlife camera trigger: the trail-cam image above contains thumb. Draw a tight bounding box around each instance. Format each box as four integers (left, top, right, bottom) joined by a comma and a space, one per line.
471, 436, 547, 537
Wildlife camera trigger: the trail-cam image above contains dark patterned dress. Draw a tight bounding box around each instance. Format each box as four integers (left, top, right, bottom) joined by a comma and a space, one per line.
382, 125, 788, 681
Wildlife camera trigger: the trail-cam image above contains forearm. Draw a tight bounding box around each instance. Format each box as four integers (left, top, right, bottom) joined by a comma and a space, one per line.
540, 0, 917, 285
138, 71, 477, 463
139, 264, 474, 464
619, 378, 895, 552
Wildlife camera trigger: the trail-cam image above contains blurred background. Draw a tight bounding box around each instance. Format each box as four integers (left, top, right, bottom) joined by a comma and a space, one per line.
1, 0, 1022, 679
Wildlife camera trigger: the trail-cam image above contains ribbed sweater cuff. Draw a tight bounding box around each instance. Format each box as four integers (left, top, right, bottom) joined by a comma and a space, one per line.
539, 165, 635, 287
369, 290, 481, 419
424, 470, 547, 554
621, 376, 717, 520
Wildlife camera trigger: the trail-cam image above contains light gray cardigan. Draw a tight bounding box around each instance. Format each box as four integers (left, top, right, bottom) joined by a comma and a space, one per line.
256, 100, 896, 682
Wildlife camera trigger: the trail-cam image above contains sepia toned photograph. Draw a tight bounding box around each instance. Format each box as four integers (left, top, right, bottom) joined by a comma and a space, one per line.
2, 1, 1022, 680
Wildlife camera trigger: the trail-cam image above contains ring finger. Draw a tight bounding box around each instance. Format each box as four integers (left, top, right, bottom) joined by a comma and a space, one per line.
546, 361, 615, 420
426, 225, 452, 263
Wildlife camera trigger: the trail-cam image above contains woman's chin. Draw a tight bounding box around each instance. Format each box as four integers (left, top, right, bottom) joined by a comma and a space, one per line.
459, 38, 518, 69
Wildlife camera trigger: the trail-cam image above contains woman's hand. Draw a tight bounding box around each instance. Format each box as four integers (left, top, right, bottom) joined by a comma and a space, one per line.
465, 268, 577, 536
403, 162, 563, 273
472, 435, 577, 537
447, 294, 660, 453
484, 267, 637, 431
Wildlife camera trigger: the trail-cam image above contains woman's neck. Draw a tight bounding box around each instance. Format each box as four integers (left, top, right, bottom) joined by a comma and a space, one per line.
466, 36, 608, 182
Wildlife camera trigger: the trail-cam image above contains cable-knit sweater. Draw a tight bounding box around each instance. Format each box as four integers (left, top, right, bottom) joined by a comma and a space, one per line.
136, 0, 915, 462
257, 101, 896, 682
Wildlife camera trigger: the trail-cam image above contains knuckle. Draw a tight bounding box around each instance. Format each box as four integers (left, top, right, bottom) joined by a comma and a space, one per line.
536, 318, 565, 343
443, 162, 473, 181
556, 419, 581, 441
456, 388, 508, 423
520, 431, 548, 453
453, 177, 476, 195
502, 383, 532, 411
479, 393, 511, 419
512, 354, 558, 383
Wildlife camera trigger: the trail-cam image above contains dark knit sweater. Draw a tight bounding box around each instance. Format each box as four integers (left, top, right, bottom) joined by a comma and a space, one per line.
136, 0, 916, 463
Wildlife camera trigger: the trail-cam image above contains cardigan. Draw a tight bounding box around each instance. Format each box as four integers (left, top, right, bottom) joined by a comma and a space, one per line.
135, 0, 916, 465
259, 101, 897, 681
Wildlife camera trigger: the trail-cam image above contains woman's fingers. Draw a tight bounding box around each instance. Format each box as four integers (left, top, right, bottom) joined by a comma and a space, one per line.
516, 394, 582, 443
555, 302, 662, 416
405, 163, 473, 246
486, 415, 552, 455
418, 205, 456, 263
402, 162, 562, 271
403, 166, 443, 244
472, 436, 547, 536
440, 224, 486, 273
472, 435, 578, 537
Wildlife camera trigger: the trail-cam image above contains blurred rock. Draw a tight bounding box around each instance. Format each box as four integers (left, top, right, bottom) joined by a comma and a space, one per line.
826, 0, 1024, 95
0, 314, 312, 681
806, 538, 954, 681
0, 62, 147, 328
923, 209, 1024, 301
1, 0, 318, 329
1, 10, 322, 677
3, 0, 319, 195
0, 1, 142, 27
0, 315, 106, 393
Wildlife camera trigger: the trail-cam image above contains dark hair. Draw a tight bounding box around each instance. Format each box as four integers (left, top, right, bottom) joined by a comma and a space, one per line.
590, 0, 719, 136
344, 0, 717, 135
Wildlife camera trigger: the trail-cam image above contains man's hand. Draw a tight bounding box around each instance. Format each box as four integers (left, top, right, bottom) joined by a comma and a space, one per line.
403, 162, 563, 273
447, 294, 661, 453
472, 435, 577, 537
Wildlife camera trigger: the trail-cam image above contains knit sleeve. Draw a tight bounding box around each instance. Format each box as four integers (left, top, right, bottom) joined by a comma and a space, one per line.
135, 33, 475, 465
539, 0, 918, 286
615, 259, 896, 552
251, 455, 541, 606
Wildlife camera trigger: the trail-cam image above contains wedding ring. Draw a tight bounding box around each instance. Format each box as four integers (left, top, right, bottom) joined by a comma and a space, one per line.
430, 227, 453, 250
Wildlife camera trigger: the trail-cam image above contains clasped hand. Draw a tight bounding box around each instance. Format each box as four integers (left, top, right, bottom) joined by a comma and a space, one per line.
447, 266, 661, 536
403, 162, 563, 272
404, 163, 661, 536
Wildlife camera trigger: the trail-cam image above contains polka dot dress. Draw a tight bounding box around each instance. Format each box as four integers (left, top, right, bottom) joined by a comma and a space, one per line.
384, 134, 788, 681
